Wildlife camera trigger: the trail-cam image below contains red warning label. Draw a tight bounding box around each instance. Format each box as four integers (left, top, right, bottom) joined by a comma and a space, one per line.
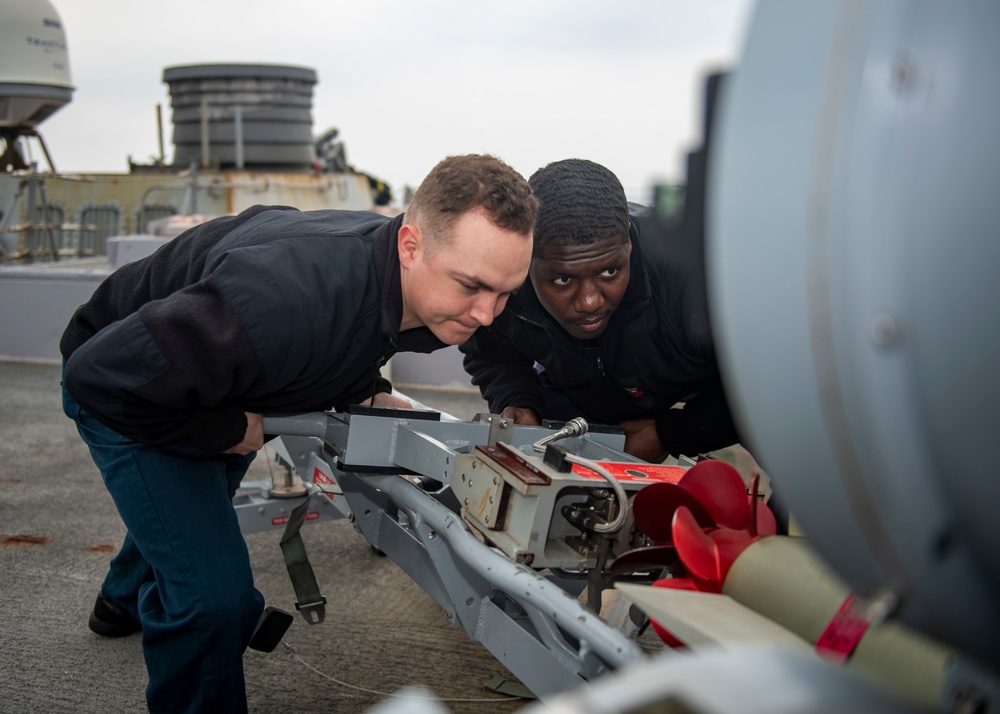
571, 462, 686, 483
816, 593, 870, 661
271, 511, 319, 527
313, 467, 337, 501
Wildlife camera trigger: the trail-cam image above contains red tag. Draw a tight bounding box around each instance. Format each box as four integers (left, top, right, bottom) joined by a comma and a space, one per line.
816, 593, 871, 661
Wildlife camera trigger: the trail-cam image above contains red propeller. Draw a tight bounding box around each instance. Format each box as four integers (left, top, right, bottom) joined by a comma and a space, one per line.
632, 482, 715, 543
677, 459, 749, 529
672, 505, 754, 584
608, 544, 678, 576
621, 459, 778, 646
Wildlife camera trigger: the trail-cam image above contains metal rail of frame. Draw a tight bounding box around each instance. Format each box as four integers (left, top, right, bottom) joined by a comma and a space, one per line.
255, 410, 655, 698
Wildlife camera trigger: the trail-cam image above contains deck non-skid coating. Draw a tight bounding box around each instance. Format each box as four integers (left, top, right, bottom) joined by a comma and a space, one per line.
0, 362, 537, 713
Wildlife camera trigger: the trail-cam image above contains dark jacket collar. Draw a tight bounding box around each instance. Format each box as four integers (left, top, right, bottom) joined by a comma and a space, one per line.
372, 213, 447, 354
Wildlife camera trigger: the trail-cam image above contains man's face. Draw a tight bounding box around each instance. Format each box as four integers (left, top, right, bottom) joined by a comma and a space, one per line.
529, 234, 631, 340
399, 209, 532, 345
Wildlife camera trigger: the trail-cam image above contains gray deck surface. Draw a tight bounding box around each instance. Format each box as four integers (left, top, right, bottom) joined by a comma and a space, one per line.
0, 361, 546, 713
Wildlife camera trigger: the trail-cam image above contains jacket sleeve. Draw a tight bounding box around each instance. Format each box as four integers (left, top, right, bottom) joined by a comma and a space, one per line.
637, 209, 717, 363
63, 277, 263, 458
334, 368, 393, 410
460, 325, 546, 418
652, 374, 740, 458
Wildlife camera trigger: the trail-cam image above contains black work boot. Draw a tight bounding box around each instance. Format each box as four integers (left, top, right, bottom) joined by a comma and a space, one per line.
88, 591, 141, 637
247, 606, 294, 653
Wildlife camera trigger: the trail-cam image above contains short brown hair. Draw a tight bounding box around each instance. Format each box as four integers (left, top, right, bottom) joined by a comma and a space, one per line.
405, 154, 538, 248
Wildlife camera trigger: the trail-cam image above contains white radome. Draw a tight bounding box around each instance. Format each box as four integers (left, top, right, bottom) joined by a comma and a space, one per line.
0, 0, 74, 129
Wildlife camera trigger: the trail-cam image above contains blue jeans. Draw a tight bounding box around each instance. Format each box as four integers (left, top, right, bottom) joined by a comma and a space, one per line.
62, 385, 264, 713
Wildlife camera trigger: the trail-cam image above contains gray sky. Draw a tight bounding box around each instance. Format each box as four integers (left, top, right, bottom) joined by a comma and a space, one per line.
41, 0, 755, 203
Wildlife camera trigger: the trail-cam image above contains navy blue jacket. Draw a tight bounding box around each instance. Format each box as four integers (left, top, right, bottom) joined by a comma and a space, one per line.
61, 205, 444, 458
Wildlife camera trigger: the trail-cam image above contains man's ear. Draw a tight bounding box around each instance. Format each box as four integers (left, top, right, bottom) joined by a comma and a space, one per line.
398, 223, 421, 268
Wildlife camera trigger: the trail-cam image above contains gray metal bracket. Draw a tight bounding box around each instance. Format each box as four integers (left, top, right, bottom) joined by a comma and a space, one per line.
339, 470, 646, 697
253, 411, 649, 698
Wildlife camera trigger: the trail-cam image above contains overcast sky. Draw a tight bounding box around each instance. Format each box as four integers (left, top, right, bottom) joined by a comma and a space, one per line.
40, 0, 755, 203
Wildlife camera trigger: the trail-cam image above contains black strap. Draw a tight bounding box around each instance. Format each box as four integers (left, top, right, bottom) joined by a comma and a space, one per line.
279, 495, 327, 625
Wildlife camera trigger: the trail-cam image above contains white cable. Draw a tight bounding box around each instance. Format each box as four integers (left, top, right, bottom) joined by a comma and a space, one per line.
530, 418, 627, 534
282, 642, 525, 703
564, 453, 628, 534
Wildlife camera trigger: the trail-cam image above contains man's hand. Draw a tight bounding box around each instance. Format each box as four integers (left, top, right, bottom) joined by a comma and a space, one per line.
361, 392, 413, 410
620, 418, 668, 463
224, 412, 264, 455
500, 406, 540, 426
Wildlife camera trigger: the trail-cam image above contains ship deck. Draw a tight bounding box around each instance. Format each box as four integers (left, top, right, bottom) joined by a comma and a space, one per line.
0, 361, 537, 713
